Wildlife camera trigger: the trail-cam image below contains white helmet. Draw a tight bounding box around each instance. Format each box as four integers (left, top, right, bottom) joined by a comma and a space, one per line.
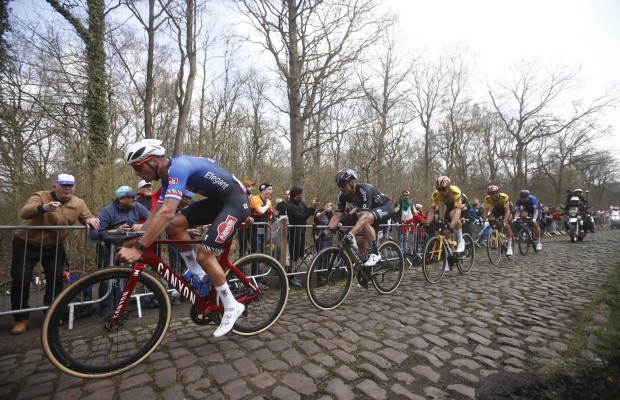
125, 139, 165, 165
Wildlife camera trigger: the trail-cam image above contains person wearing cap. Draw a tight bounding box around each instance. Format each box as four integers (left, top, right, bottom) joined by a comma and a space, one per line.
90, 186, 151, 242
9, 174, 100, 335
89, 186, 153, 313
249, 182, 274, 257
282, 186, 319, 289
136, 180, 153, 209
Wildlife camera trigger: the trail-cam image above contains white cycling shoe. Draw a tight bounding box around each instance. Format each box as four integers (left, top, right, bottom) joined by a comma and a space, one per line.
506, 247, 513, 256
363, 253, 381, 267
536, 241, 542, 251
213, 302, 245, 337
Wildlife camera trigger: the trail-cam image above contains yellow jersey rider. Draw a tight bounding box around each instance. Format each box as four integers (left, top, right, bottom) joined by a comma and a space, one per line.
481, 185, 514, 256
426, 176, 466, 253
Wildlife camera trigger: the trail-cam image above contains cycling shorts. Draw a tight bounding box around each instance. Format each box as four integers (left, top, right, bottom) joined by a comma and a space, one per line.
181, 193, 250, 254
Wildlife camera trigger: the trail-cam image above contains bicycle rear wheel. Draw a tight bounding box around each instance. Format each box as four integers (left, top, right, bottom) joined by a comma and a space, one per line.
456, 234, 475, 274
41, 268, 171, 379
422, 236, 447, 284
306, 247, 353, 310
372, 241, 405, 294
487, 230, 502, 266
517, 227, 530, 256
225, 254, 288, 335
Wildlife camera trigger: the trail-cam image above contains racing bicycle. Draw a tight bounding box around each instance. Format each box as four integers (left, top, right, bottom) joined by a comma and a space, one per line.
305, 227, 405, 310
41, 231, 288, 379
514, 217, 540, 256
421, 221, 475, 284
486, 218, 514, 266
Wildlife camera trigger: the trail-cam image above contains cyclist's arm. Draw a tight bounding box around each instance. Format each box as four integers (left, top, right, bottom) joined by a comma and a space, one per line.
132, 199, 176, 248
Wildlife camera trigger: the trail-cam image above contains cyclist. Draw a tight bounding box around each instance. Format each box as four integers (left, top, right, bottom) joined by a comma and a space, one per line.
117, 139, 248, 337
425, 176, 466, 253
481, 185, 514, 256
321, 168, 393, 269
514, 189, 543, 250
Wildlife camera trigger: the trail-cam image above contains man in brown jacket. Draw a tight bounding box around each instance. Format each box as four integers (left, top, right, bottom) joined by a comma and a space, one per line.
10, 174, 100, 335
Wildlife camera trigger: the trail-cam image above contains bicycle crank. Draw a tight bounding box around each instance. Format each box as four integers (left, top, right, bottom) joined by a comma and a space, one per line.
190, 306, 221, 326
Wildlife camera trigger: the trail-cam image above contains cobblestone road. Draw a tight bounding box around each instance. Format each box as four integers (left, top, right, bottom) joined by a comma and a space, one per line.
1, 231, 619, 400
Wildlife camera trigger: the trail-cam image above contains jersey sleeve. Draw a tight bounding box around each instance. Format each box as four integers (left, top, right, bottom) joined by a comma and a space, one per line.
430, 190, 439, 209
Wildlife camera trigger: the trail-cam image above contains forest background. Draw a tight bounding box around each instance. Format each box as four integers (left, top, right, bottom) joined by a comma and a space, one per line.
1, 0, 619, 226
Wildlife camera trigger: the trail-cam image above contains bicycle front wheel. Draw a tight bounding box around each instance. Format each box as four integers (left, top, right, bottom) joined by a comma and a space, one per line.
457, 234, 475, 274
372, 241, 405, 294
487, 230, 502, 266
517, 227, 530, 256
422, 236, 447, 284
42, 268, 171, 379
306, 247, 353, 310
226, 254, 288, 335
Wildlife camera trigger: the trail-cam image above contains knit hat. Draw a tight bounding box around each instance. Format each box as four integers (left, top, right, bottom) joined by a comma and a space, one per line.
290, 186, 304, 197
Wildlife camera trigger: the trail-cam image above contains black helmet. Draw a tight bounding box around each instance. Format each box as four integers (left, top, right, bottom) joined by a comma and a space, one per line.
519, 189, 530, 199
335, 168, 357, 187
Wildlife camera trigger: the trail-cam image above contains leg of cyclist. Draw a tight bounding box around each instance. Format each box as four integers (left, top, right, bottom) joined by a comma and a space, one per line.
448, 206, 465, 253
168, 215, 211, 296
350, 211, 375, 259
170, 195, 249, 338
532, 209, 542, 250
502, 208, 514, 256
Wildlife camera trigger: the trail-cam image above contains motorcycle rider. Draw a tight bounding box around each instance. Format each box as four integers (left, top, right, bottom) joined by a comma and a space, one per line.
565, 189, 595, 233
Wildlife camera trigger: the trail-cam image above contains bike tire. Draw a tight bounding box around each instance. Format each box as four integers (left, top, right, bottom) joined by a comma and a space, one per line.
306, 247, 353, 310
517, 227, 530, 256
422, 236, 446, 284
372, 240, 405, 294
569, 225, 577, 243
223, 254, 289, 335
486, 230, 502, 266
457, 234, 475, 274
41, 268, 171, 379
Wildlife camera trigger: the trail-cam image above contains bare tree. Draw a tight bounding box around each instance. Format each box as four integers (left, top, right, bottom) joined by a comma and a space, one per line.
233, 0, 388, 186
120, 0, 170, 139
487, 60, 617, 192
356, 23, 415, 188
408, 54, 449, 184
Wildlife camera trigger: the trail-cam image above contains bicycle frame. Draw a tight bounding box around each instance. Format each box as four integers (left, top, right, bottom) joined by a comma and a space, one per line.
101, 238, 260, 329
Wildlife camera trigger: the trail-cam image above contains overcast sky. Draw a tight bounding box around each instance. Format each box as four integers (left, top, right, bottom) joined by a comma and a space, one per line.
384, 0, 620, 156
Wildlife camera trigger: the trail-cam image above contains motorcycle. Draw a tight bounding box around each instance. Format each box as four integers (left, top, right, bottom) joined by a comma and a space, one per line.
567, 206, 587, 243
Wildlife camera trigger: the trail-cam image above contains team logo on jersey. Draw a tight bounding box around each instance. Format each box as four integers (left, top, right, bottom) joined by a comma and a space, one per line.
216, 215, 238, 243
168, 178, 178, 186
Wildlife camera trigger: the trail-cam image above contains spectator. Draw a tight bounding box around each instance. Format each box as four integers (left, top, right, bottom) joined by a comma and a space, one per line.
393, 190, 414, 254
90, 185, 151, 313
465, 198, 482, 236
274, 189, 291, 217
135, 180, 153, 209
284, 186, 319, 289
313, 201, 333, 252
236, 180, 256, 257
249, 182, 274, 256
9, 174, 100, 335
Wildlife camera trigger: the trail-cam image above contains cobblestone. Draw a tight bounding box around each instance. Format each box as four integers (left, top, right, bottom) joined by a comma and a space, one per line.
1, 232, 618, 399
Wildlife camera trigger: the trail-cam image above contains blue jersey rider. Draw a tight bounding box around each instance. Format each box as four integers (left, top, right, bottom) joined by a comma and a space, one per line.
514, 189, 543, 251
116, 139, 249, 337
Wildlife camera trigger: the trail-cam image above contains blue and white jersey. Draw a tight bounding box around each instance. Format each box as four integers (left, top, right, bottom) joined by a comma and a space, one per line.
158, 155, 244, 204
515, 194, 541, 214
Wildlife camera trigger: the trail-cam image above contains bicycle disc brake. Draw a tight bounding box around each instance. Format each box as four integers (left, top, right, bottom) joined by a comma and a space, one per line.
190, 306, 221, 326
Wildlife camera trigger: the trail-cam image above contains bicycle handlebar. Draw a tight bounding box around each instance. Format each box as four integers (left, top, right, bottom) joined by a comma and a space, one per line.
99, 230, 144, 247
